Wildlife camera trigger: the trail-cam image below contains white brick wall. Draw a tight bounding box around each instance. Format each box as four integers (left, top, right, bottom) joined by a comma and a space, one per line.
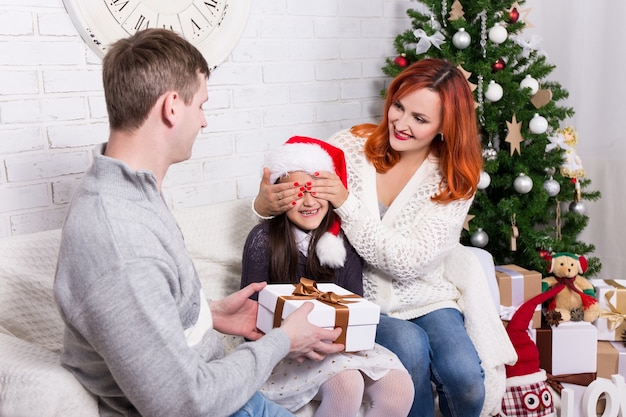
0, 0, 412, 237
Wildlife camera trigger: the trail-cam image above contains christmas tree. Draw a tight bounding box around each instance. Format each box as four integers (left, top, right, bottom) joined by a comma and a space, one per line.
382, 0, 601, 276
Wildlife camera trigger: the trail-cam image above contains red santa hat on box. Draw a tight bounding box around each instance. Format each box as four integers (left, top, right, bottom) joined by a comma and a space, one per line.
264, 136, 348, 268
500, 285, 563, 416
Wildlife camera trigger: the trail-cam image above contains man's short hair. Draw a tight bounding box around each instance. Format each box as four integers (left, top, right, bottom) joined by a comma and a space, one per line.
102, 28, 210, 132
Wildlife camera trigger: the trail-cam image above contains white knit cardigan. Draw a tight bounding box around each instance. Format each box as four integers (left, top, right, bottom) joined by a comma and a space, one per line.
330, 129, 517, 416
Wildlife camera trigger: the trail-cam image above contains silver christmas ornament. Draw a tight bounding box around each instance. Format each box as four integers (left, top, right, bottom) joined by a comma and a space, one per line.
482, 146, 497, 161
569, 201, 586, 215
477, 171, 491, 190
542, 178, 560, 197
452, 28, 471, 49
513, 173, 533, 194
470, 228, 489, 248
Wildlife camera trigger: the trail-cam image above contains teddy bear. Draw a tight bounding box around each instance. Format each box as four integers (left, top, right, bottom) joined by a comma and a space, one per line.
541, 252, 599, 325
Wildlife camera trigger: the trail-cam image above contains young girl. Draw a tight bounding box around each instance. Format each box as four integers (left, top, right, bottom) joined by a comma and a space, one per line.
241, 136, 413, 417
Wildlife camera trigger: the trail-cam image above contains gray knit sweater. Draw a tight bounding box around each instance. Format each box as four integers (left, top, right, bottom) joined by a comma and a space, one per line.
54, 154, 290, 417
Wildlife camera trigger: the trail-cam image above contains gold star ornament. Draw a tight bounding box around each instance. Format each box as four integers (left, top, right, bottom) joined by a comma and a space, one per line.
463, 214, 475, 231
456, 65, 478, 108
505, 114, 524, 156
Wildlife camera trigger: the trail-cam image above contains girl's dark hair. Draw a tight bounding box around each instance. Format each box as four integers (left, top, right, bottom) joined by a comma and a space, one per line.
267, 209, 339, 284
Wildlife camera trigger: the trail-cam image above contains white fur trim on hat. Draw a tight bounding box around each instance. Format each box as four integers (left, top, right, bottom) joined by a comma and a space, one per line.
265, 143, 335, 184
505, 370, 547, 388
316, 231, 347, 268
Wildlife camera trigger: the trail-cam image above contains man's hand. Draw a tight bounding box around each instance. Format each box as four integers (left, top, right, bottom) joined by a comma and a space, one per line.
210, 282, 267, 340
280, 302, 344, 362
253, 167, 303, 217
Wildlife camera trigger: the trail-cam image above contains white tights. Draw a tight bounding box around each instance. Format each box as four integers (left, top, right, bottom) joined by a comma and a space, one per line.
314, 369, 414, 417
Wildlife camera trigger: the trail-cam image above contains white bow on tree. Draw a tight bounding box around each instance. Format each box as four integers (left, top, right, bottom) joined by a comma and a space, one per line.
413, 29, 445, 54
545, 132, 573, 153
510, 33, 543, 58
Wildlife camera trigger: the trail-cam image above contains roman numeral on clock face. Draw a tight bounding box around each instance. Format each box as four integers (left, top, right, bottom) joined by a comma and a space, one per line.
109, 0, 129, 12
65, 0, 247, 68
104, 0, 226, 38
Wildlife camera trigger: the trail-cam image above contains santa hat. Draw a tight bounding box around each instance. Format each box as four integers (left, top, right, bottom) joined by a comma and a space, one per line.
505, 284, 564, 384
264, 136, 348, 268
501, 288, 562, 416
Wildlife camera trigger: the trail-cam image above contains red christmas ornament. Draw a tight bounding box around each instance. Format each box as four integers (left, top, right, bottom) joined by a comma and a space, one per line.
509, 7, 519, 24
492, 58, 506, 72
393, 54, 409, 68
539, 250, 552, 271
538, 249, 550, 260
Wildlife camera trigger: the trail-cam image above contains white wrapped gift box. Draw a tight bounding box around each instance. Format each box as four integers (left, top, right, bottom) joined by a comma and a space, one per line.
256, 280, 380, 352
536, 321, 597, 376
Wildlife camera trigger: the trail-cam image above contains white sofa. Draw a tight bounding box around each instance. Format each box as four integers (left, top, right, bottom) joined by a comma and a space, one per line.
0, 198, 498, 417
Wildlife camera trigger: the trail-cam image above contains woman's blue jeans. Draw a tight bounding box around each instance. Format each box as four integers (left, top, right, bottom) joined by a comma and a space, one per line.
229, 392, 295, 417
375, 309, 485, 417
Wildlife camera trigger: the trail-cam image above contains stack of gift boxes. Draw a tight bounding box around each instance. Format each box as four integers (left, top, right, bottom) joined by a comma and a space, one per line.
496, 265, 626, 415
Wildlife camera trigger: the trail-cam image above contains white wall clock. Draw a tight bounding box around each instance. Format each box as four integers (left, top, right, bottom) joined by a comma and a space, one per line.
62, 0, 251, 69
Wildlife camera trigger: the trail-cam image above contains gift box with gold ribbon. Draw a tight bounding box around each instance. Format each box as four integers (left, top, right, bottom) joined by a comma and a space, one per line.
596, 340, 626, 379
495, 264, 542, 328
589, 279, 626, 341
256, 278, 380, 352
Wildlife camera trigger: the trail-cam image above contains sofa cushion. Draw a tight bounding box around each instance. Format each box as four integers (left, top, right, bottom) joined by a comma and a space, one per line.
0, 229, 64, 353
0, 332, 98, 416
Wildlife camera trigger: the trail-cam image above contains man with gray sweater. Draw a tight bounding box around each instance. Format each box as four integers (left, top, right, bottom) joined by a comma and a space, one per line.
53, 28, 343, 417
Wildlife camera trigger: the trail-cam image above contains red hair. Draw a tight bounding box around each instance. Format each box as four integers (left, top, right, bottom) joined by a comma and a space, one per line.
353, 58, 482, 203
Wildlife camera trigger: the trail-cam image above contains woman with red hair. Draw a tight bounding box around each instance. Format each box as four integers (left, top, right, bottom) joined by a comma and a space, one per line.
253, 58, 515, 417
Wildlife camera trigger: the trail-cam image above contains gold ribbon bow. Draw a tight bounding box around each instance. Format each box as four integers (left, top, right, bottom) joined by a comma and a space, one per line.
273, 278, 360, 349
599, 290, 626, 331
598, 281, 626, 331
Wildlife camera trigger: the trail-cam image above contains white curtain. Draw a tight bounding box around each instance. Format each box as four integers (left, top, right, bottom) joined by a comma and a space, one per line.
523, 0, 625, 278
